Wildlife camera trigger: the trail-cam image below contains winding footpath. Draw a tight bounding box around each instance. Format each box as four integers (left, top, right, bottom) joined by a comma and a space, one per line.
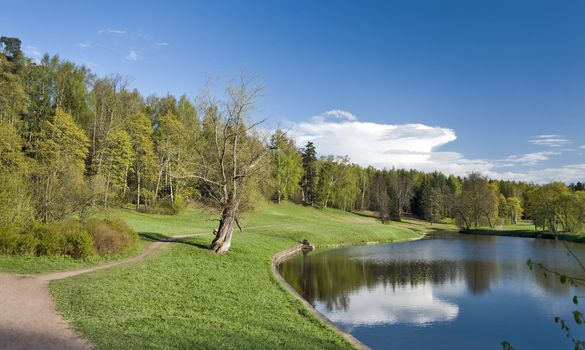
0, 234, 198, 350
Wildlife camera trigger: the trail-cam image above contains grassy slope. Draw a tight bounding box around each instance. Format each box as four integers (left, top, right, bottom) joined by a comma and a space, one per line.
51, 202, 423, 350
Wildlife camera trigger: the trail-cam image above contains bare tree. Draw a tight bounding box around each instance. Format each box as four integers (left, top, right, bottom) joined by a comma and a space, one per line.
179, 77, 274, 254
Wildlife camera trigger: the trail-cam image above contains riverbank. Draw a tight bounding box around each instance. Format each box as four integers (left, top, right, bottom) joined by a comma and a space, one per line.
47, 202, 428, 349
463, 226, 585, 243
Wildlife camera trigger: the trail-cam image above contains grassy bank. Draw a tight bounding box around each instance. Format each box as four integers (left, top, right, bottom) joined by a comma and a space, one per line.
461, 220, 585, 243
50, 202, 423, 349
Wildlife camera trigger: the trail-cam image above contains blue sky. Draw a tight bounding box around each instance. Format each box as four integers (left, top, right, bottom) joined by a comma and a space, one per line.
3, 0, 585, 183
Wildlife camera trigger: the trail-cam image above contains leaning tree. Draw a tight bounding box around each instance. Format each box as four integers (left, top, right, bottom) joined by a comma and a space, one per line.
181, 77, 275, 254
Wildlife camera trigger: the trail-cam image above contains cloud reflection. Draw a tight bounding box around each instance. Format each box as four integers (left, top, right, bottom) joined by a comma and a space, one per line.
320, 282, 460, 327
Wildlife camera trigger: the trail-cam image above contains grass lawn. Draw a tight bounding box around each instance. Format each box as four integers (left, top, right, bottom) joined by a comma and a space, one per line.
50, 202, 425, 349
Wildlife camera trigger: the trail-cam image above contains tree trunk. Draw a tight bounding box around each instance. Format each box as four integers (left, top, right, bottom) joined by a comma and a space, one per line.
136, 167, 141, 211
169, 162, 174, 202
485, 212, 494, 228
210, 199, 240, 254
153, 159, 164, 206
361, 183, 366, 211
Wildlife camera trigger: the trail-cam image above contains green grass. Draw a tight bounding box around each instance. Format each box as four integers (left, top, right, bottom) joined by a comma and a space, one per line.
50, 202, 424, 349
0, 239, 149, 274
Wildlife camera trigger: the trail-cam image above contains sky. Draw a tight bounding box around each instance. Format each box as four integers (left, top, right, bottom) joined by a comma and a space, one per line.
2, 0, 585, 183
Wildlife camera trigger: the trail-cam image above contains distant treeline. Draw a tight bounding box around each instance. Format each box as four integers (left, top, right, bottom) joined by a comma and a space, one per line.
1, 36, 584, 238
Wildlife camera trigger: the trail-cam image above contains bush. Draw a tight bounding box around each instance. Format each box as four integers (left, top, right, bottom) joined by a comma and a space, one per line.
85, 218, 137, 255
63, 230, 95, 259
46, 221, 95, 259
0, 218, 137, 259
31, 223, 65, 256
148, 196, 186, 215
0, 228, 22, 255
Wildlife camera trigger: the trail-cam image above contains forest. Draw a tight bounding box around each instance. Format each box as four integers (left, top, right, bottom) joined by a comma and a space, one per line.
1, 36, 585, 257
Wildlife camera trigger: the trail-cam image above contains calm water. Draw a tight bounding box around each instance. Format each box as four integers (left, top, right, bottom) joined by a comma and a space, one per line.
278, 234, 585, 349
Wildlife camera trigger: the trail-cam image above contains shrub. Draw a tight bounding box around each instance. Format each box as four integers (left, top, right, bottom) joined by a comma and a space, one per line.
46, 221, 95, 259
85, 218, 137, 256
31, 223, 65, 256
0, 228, 20, 254
172, 195, 186, 213
13, 233, 39, 256
63, 230, 95, 259
0, 218, 137, 259
149, 196, 186, 215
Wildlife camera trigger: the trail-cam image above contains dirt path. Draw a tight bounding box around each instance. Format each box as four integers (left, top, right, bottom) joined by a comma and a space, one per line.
0, 234, 200, 350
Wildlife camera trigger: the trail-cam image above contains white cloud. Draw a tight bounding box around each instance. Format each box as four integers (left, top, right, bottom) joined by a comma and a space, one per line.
580, 145, 585, 149
322, 109, 357, 121
24, 45, 42, 63
530, 135, 571, 147
153, 42, 169, 48
291, 110, 456, 168
99, 29, 126, 35
515, 164, 585, 183
76, 41, 91, 48
125, 50, 139, 61
289, 110, 585, 183
500, 151, 560, 167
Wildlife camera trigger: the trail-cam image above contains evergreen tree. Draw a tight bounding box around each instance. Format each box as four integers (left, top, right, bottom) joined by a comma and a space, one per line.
300, 141, 317, 205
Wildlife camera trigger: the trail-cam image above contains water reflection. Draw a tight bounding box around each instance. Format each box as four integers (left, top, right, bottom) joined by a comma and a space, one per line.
325, 282, 460, 327
278, 234, 585, 349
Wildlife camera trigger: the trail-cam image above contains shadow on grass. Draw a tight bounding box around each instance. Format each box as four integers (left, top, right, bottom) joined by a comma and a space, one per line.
139, 232, 209, 250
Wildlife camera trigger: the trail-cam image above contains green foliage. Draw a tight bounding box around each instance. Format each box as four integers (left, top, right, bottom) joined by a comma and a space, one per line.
31, 223, 66, 256
271, 130, 303, 202
525, 183, 585, 233
31, 108, 91, 222
0, 228, 38, 255
96, 129, 134, 206
507, 196, 523, 224
127, 112, 156, 209
455, 173, 499, 229
0, 123, 34, 227
300, 141, 318, 205
0, 218, 137, 259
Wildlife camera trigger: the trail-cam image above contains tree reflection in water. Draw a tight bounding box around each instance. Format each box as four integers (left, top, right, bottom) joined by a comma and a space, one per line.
278, 234, 583, 314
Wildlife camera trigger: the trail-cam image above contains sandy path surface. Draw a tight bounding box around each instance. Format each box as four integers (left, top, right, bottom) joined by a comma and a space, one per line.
0, 234, 200, 350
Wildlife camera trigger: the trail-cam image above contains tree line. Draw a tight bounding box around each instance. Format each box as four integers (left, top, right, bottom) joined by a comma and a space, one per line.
1, 36, 584, 255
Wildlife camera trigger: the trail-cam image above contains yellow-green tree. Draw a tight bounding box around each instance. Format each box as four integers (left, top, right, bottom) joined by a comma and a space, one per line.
33, 109, 90, 222
0, 121, 33, 228
271, 130, 302, 203
455, 173, 499, 229
507, 196, 523, 224
127, 112, 156, 210
154, 113, 188, 204
97, 129, 134, 208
